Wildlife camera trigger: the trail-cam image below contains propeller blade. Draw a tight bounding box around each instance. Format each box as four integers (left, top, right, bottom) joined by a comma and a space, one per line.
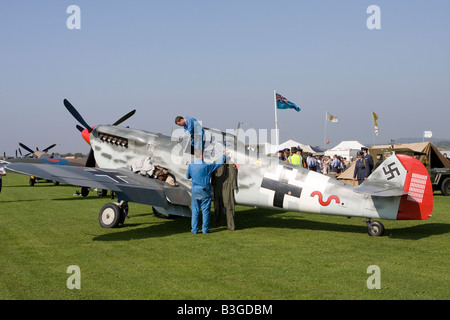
18, 142, 34, 154
63, 99, 92, 132
85, 148, 96, 168
76, 125, 84, 132
43, 144, 57, 153
113, 109, 136, 126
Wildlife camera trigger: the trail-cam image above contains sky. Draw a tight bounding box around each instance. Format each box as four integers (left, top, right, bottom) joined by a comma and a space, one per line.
1, 0, 449, 155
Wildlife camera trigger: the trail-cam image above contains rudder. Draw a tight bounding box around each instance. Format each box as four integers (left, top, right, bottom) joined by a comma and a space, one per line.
396, 154, 433, 220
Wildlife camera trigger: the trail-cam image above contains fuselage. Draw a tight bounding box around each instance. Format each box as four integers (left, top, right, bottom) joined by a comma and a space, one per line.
87, 124, 424, 221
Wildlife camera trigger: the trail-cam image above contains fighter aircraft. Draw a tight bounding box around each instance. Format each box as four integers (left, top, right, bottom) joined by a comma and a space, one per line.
18, 142, 57, 159
5, 99, 434, 236
14, 142, 71, 185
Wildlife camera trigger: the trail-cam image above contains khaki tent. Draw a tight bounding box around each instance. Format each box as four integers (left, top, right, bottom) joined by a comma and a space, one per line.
368, 142, 450, 169
337, 142, 450, 185
336, 161, 358, 186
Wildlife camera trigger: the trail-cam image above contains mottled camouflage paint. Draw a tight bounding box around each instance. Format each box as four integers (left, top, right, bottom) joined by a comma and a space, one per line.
90, 125, 413, 220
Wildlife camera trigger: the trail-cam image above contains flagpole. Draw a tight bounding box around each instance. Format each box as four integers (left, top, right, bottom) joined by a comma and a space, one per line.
324, 110, 327, 151
273, 90, 279, 146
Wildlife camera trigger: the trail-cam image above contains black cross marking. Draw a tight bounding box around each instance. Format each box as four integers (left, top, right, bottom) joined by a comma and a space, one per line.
261, 166, 302, 208
86, 168, 129, 184
383, 162, 400, 181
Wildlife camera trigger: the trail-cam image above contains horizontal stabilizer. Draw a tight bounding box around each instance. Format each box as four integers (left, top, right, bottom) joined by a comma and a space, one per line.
354, 184, 406, 197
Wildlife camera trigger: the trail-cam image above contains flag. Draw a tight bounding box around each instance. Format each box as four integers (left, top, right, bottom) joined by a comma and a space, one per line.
326, 111, 338, 123
373, 112, 379, 135
276, 93, 301, 112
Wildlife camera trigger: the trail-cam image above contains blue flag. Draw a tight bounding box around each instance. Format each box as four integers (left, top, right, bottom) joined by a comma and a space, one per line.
276, 93, 300, 112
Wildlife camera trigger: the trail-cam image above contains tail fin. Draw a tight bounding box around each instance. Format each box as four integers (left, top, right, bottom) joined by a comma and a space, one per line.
354, 155, 408, 197
395, 154, 433, 220
354, 154, 433, 220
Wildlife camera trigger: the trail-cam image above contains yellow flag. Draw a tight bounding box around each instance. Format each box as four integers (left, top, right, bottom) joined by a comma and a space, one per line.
372, 112, 378, 126
373, 112, 379, 135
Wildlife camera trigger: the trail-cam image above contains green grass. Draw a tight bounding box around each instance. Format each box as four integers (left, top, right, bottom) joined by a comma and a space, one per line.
0, 173, 449, 300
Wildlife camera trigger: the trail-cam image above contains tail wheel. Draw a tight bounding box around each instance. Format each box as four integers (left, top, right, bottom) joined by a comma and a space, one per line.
367, 221, 385, 236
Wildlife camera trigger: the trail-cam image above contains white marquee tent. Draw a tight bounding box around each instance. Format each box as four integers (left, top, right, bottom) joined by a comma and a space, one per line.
324, 140, 367, 159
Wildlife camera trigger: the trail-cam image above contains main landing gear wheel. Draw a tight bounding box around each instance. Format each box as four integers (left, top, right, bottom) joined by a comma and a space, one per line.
366, 219, 385, 236
98, 201, 128, 228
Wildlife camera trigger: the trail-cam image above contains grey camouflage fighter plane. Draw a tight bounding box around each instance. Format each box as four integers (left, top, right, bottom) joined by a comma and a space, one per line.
5, 99, 434, 236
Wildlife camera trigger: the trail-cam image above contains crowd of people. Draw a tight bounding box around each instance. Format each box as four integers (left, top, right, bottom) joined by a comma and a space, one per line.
278, 147, 353, 175
277, 146, 375, 185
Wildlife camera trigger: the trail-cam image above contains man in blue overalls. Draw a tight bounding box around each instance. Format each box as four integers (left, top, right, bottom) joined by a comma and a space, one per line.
175, 116, 205, 152
186, 150, 226, 234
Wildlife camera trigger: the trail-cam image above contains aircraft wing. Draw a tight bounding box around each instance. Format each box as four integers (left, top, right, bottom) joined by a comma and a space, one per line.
5, 157, 86, 166
5, 163, 191, 208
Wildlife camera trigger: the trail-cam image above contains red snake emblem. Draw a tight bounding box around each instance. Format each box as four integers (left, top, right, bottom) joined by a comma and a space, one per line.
310, 191, 340, 206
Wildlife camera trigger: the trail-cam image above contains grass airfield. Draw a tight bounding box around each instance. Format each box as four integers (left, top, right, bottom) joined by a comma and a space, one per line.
0, 173, 448, 300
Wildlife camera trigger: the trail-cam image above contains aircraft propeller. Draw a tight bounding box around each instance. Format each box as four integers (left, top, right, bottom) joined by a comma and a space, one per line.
112, 109, 136, 126
42, 144, 57, 153
18, 142, 35, 155
18, 142, 57, 158
63, 98, 136, 168
63, 99, 93, 133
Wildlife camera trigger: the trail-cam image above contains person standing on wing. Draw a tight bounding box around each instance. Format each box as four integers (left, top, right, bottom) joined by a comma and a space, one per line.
175, 116, 205, 154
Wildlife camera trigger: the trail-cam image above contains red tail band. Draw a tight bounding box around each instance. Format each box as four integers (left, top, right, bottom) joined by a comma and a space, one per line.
396, 155, 433, 220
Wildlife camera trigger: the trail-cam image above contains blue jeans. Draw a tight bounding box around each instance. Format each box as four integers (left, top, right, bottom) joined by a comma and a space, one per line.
191, 196, 211, 234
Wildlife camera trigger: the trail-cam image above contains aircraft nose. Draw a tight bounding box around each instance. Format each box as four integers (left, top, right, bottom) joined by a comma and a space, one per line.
81, 127, 94, 145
